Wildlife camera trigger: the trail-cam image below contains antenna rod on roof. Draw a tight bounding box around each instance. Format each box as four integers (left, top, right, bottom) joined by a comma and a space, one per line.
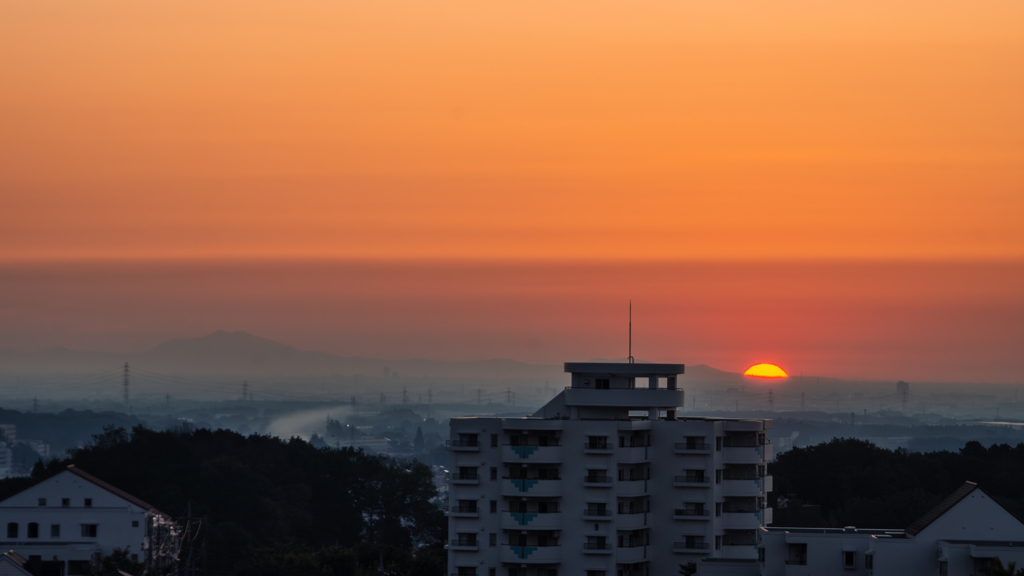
628, 301, 634, 364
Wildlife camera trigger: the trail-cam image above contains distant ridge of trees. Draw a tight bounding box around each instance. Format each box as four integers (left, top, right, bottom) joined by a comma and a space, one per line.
770, 438, 1024, 528
0, 425, 445, 575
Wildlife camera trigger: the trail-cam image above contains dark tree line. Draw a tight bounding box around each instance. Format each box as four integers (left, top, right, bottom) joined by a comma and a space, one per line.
0, 426, 445, 575
770, 438, 1024, 528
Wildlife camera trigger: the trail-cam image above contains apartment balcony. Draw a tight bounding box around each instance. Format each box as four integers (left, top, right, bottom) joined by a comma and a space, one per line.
673, 476, 711, 488
617, 447, 650, 463
720, 511, 762, 529
672, 542, 710, 553
583, 475, 614, 488
582, 510, 613, 522
616, 512, 647, 530
448, 506, 479, 518
722, 446, 767, 464
582, 543, 613, 555
449, 473, 480, 486
501, 478, 562, 497
616, 546, 647, 564
583, 443, 614, 455
447, 440, 480, 452
720, 544, 759, 559
563, 387, 685, 410
721, 479, 763, 497
616, 479, 648, 497
674, 443, 712, 455
501, 546, 562, 563
502, 445, 563, 464
449, 539, 479, 551
673, 510, 711, 521
500, 512, 562, 530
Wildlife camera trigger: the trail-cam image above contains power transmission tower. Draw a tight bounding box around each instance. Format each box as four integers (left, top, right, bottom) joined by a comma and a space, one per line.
801, 392, 805, 412
428, 388, 432, 405
165, 394, 170, 407
506, 388, 511, 404
402, 387, 409, 405
512, 392, 516, 408
123, 362, 130, 407
768, 390, 774, 412
33, 397, 37, 413
351, 395, 357, 408
380, 393, 385, 412
242, 381, 248, 402
478, 389, 482, 405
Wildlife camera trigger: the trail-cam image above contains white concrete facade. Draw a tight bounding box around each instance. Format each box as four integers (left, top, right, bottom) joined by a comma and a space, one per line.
697, 483, 1024, 576
0, 466, 179, 576
447, 362, 773, 576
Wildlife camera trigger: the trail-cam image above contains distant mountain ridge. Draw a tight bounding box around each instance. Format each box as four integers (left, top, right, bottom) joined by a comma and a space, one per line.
0, 330, 750, 383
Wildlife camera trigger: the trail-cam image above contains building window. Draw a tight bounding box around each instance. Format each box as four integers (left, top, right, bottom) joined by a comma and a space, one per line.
489, 533, 497, 547
938, 561, 947, 576
716, 437, 722, 451
61, 498, 69, 507
84, 498, 92, 508
587, 572, 607, 576
758, 547, 765, 562
715, 535, 722, 550
50, 524, 60, 537
715, 502, 722, 517
715, 470, 722, 484
490, 500, 497, 513
27, 523, 38, 538
6, 523, 16, 538
843, 551, 855, 568
596, 379, 609, 389
490, 467, 498, 481
132, 520, 139, 528
80, 524, 98, 538
457, 568, 476, 576
491, 434, 498, 447
37, 498, 46, 506
68, 561, 91, 576
489, 569, 496, 576
865, 554, 873, 570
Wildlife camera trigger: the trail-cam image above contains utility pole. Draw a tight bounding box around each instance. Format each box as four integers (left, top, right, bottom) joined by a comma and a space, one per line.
123, 362, 130, 408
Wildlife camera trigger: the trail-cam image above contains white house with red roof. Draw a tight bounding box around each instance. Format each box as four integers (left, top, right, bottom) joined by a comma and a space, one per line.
0, 466, 180, 576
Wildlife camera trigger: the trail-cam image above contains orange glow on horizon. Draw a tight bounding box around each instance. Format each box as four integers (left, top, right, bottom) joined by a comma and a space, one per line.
744, 364, 789, 378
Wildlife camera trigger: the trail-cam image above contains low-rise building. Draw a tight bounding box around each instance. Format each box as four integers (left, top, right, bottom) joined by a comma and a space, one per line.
698, 481, 1024, 575
0, 465, 180, 576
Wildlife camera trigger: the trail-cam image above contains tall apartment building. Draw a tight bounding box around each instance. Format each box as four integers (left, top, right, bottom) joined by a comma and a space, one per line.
447, 362, 773, 576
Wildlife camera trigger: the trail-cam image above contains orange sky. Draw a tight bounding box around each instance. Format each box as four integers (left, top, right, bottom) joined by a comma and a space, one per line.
1, 0, 1022, 261
1, 1, 1022, 382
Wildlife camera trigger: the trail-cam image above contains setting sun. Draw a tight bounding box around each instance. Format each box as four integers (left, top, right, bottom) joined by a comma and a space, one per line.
744, 363, 789, 378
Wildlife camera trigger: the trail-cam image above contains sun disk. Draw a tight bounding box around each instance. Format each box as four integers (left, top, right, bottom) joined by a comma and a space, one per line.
744, 363, 788, 378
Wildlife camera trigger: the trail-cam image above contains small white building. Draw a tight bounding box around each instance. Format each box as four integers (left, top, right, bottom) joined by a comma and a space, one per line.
0, 465, 180, 576
697, 481, 1024, 576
